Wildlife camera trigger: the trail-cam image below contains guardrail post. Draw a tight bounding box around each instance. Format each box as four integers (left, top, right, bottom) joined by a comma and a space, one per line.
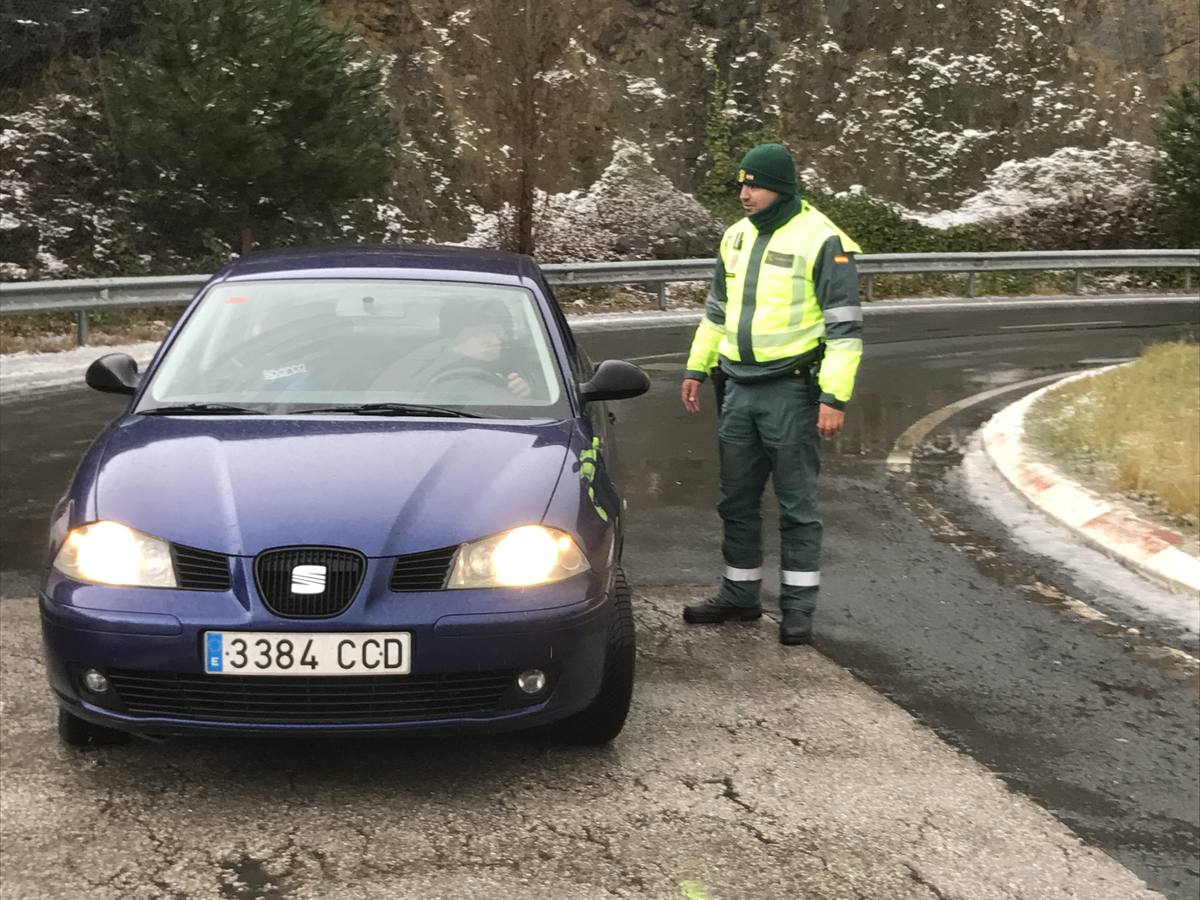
1186, 270, 1193, 294
966, 272, 976, 298
76, 311, 89, 346
864, 274, 874, 303
1073, 271, 1083, 294
656, 282, 666, 310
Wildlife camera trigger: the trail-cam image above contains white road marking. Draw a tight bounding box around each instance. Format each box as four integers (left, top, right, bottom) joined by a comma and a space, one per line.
999, 321, 1124, 330
885, 372, 1073, 474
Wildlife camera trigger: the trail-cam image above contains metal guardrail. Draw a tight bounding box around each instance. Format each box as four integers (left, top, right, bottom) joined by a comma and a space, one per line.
542, 250, 1200, 303
2, 250, 1197, 345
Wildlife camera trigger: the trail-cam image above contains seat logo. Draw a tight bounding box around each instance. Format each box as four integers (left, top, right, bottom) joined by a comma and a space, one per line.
290, 564, 327, 594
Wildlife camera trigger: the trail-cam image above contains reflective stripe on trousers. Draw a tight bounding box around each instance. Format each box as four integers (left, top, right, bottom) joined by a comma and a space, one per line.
781, 569, 820, 587
723, 565, 763, 581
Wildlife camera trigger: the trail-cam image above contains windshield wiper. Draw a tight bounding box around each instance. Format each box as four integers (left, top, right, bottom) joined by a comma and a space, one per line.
292, 403, 483, 418
138, 403, 266, 416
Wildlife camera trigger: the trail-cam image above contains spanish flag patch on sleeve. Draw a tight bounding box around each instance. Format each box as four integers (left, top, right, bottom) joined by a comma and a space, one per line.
834, 254, 849, 264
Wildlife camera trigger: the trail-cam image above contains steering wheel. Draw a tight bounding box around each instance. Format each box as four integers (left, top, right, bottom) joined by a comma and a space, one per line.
426, 365, 509, 390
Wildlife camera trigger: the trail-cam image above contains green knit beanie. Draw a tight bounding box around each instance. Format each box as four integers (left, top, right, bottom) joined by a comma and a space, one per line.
737, 143, 797, 195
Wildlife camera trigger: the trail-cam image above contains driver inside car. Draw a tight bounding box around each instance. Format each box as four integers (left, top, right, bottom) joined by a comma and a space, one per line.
373, 298, 533, 401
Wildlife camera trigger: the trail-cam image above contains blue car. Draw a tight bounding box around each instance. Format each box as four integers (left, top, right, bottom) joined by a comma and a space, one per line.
40, 246, 650, 746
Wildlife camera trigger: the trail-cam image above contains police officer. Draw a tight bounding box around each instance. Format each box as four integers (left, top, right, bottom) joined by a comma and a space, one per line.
680, 143, 863, 645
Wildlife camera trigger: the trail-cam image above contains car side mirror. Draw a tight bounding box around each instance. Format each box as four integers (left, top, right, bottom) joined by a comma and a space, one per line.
578, 360, 650, 403
85, 353, 140, 395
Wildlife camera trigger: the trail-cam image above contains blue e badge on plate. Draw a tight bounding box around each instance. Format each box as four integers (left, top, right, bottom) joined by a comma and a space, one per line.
205, 632, 223, 673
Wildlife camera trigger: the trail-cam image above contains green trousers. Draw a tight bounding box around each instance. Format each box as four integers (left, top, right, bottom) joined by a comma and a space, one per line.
715, 374, 822, 613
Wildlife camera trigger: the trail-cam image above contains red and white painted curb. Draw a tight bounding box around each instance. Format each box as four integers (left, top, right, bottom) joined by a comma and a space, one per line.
982, 367, 1200, 597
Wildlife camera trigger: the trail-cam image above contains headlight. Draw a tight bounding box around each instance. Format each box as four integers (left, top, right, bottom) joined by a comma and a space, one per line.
52, 521, 177, 588
448, 526, 589, 588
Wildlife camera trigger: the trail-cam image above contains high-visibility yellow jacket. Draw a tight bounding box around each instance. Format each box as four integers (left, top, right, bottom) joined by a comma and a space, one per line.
685, 201, 864, 408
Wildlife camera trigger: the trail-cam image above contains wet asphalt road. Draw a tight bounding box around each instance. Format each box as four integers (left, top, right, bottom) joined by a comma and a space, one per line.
585, 317, 1200, 899
2, 301, 1199, 897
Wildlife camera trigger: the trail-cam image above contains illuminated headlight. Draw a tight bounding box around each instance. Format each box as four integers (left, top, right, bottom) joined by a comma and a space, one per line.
448, 526, 589, 588
52, 521, 177, 588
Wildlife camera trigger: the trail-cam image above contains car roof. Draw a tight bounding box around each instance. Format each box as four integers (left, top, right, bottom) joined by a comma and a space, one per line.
217, 244, 540, 282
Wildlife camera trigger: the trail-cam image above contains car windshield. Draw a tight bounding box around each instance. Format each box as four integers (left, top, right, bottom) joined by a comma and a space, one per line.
140, 278, 570, 418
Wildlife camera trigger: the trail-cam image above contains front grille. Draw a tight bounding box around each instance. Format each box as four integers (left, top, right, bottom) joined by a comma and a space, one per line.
105, 669, 514, 723
253, 547, 365, 618
390, 545, 457, 591
172, 545, 231, 591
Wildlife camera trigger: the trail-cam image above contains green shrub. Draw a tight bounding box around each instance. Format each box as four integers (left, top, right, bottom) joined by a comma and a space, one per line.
1152, 81, 1200, 247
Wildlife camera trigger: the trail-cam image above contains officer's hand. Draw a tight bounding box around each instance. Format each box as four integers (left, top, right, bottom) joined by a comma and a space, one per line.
681, 378, 702, 414
817, 403, 844, 440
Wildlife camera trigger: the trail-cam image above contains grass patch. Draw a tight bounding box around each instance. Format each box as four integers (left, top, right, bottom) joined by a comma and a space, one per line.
0, 306, 183, 354
1025, 342, 1200, 526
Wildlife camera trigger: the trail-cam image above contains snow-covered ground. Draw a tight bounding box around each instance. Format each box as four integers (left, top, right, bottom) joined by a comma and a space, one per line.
960, 435, 1199, 647
0, 341, 160, 397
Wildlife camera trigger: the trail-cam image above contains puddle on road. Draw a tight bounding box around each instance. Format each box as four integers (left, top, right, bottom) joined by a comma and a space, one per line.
221, 855, 289, 900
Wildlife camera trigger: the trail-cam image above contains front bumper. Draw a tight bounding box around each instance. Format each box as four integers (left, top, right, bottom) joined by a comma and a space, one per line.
40, 567, 612, 737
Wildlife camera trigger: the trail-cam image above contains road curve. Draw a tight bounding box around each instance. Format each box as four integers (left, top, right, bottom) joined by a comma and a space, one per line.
2, 294, 1198, 897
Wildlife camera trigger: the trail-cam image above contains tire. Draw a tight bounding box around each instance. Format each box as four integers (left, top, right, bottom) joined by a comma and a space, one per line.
57, 708, 130, 748
553, 568, 636, 745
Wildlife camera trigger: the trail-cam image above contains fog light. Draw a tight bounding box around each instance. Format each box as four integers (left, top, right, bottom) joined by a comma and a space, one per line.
83, 669, 109, 694
516, 669, 547, 695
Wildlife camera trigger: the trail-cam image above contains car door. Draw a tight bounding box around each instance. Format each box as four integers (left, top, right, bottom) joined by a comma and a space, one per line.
538, 276, 624, 524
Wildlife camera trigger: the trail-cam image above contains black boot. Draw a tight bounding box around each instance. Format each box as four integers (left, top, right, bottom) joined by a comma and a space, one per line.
683, 601, 763, 624
779, 610, 813, 645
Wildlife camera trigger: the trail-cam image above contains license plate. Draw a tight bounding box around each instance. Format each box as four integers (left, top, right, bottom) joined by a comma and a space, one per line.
203, 631, 411, 676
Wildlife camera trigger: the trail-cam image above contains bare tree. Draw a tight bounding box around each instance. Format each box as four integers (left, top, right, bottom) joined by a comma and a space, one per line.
468, 0, 571, 255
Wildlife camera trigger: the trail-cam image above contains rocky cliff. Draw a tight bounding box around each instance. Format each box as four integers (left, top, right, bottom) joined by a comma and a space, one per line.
1, 0, 1196, 276
323, 0, 1196, 226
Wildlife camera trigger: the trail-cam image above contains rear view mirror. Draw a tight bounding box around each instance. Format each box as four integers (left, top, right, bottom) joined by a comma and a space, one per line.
578, 360, 650, 403
85, 353, 140, 396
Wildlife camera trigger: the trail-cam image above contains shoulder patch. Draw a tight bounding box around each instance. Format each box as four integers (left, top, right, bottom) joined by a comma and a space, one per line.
834, 255, 849, 264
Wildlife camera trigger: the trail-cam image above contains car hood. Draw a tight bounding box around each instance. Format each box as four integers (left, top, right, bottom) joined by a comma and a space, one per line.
89, 415, 573, 557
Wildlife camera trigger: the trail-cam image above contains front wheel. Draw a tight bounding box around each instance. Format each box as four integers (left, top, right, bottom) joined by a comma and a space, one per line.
57, 708, 130, 748
552, 568, 635, 745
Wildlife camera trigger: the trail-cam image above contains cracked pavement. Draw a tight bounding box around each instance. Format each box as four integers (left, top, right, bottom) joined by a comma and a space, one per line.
1, 589, 1159, 900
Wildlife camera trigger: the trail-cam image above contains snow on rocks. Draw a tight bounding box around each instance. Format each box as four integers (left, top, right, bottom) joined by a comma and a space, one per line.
459, 140, 722, 262
906, 139, 1160, 228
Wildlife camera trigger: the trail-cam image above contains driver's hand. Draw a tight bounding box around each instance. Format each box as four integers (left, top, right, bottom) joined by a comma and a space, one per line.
506, 373, 531, 398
